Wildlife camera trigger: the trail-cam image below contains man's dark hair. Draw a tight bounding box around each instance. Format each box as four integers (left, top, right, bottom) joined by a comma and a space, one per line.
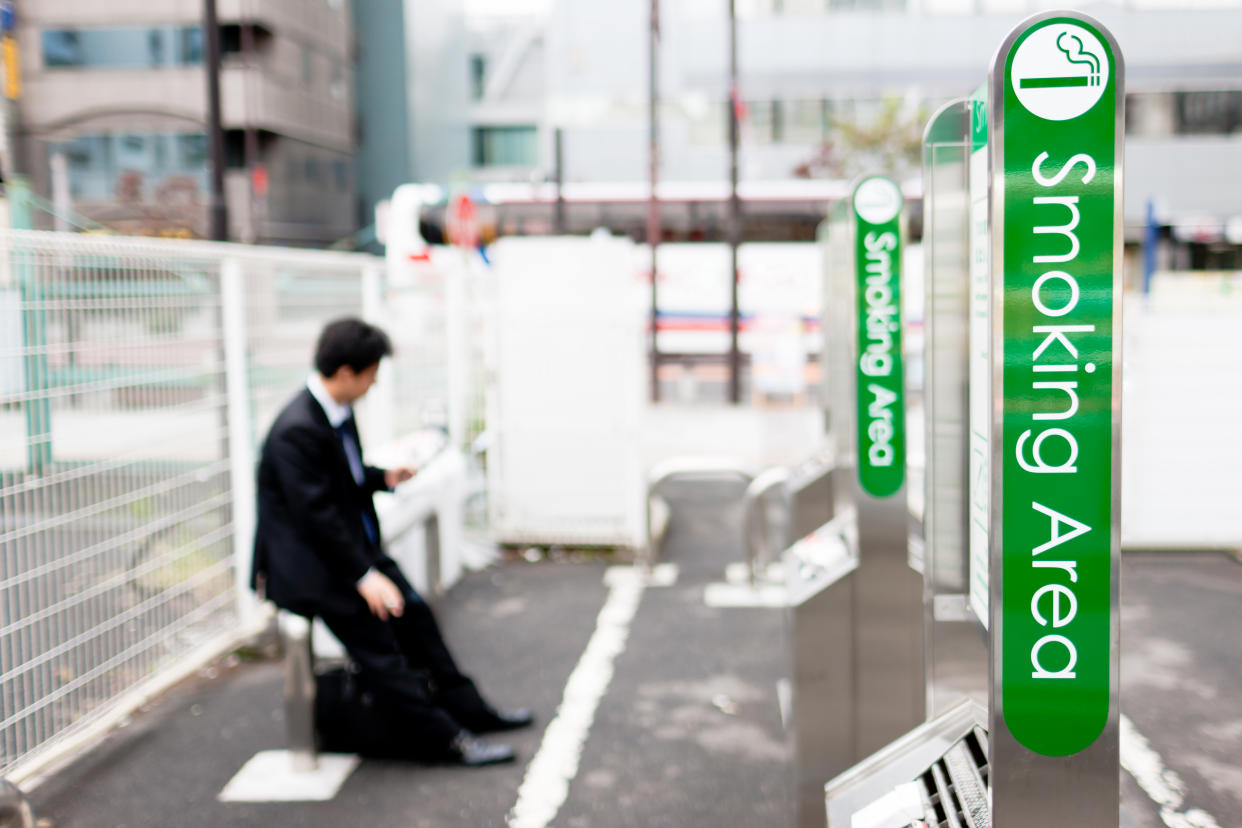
314, 318, 393, 377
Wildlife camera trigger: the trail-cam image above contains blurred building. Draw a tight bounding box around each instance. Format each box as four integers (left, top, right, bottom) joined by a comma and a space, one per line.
15, 0, 358, 245
351, 0, 469, 240
468, 0, 1242, 258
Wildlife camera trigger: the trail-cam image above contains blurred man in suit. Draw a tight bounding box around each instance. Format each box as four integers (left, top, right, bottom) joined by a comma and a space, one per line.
252, 318, 531, 765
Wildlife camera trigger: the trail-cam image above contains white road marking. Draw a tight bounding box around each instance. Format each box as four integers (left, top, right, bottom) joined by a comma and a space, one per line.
776, 679, 792, 730
507, 567, 656, 828
218, 750, 359, 802
703, 582, 789, 608
605, 562, 679, 588
1120, 714, 1223, 828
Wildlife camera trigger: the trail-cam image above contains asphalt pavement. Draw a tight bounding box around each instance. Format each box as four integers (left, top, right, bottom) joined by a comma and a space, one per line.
24, 481, 1242, 828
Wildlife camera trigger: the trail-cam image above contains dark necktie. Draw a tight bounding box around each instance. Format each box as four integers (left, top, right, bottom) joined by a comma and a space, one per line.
336, 418, 379, 547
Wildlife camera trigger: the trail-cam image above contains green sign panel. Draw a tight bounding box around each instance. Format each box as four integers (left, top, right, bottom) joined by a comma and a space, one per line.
852, 175, 905, 499
995, 15, 1120, 757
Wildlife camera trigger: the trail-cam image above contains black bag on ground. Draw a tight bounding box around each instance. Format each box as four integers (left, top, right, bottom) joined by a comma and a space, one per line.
314, 664, 434, 760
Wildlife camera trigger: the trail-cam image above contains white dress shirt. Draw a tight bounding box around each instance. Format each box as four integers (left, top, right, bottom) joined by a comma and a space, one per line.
307, 373, 365, 485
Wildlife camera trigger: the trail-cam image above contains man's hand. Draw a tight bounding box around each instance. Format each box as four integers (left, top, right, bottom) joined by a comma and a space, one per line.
385, 467, 416, 489
357, 570, 405, 620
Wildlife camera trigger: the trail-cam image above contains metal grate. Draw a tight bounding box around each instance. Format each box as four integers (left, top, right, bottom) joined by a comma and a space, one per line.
917, 727, 991, 828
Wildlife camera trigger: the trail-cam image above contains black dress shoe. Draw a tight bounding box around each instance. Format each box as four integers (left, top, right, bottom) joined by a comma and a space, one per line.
449, 732, 516, 766
468, 706, 535, 733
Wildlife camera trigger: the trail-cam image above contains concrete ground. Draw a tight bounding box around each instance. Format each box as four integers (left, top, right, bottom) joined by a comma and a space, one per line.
24, 481, 1242, 828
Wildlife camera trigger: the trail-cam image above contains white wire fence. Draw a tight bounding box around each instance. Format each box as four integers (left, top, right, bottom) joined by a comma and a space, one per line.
0, 229, 478, 782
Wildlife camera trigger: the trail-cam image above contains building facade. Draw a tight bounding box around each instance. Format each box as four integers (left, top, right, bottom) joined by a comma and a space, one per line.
469, 0, 1242, 253
15, 0, 358, 246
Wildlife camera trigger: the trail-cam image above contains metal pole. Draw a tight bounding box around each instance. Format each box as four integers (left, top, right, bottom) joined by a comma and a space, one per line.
240, 11, 260, 244
727, 0, 741, 404
554, 127, 566, 235
204, 0, 228, 241
647, 0, 661, 403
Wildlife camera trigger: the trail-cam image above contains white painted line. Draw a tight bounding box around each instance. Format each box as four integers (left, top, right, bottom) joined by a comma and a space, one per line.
507, 567, 647, 828
724, 561, 785, 585
776, 679, 792, 731
605, 562, 678, 587
704, 582, 789, 608
218, 750, 359, 802
1120, 714, 1223, 828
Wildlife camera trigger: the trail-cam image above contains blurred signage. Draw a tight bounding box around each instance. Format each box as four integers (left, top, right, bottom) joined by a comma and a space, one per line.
851, 174, 905, 499
447, 192, 478, 249
251, 163, 269, 198
1, 2, 18, 100
995, 13, 1121, 758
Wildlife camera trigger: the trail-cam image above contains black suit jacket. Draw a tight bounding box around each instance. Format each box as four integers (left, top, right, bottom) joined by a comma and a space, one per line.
252, 388, 393, 617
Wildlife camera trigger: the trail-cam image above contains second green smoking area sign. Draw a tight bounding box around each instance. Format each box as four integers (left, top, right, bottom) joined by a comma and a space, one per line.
852, 175, 906, 500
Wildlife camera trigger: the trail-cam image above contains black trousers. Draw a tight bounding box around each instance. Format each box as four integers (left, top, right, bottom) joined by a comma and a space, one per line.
316, 563, 493, 755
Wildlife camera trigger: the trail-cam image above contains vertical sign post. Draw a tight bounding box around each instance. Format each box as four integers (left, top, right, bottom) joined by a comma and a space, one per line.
848, 174, 924, 759
987, 13, 1123, 825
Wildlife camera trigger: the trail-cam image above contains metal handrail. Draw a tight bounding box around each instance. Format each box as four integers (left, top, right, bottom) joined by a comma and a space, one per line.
742, 467, 792, 585
643, 457, 753, 568
0, 778, 36, 828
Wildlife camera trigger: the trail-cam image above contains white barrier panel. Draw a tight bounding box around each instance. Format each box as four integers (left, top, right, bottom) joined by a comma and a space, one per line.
487, 235, 647, 549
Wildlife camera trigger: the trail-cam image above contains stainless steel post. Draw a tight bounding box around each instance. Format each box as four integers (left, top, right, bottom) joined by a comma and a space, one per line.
424, 512, 443, 602
985, 13, 1123, 825
280, 613, 319, 772
0, 778, 35, 828
793, 186, 924, 828
839, 177, 925, 760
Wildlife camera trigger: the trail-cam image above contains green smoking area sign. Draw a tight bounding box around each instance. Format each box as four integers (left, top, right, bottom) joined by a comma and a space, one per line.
992, 14, 1121, 758
852, 176, 906, 500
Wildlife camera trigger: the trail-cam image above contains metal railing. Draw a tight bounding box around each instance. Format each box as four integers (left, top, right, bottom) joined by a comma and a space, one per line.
0, 229, 479, 782
741, 468, 791, 584
643, 458, 753, 567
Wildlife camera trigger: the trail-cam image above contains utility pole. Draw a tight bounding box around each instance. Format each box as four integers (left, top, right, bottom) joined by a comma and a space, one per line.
240, 9, 261, 244
204, 0, 228, 241
727, 0, 741, 404
648, 0, 661, 403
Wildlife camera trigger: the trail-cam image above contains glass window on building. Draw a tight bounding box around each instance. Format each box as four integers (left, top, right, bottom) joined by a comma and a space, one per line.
827, 0, 907, 10
783, 0, 830, 12
331, 62, 346, 99
42, 27, 204, 69
788, 98, 828, 144
472, 126, 538, 167
49, 132, 209, 201
687, 99, 728, 146
470, 55, 488, 101
302, 46, 314, 86
1175, 91, 1242, 135
747, 101, 785, 144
